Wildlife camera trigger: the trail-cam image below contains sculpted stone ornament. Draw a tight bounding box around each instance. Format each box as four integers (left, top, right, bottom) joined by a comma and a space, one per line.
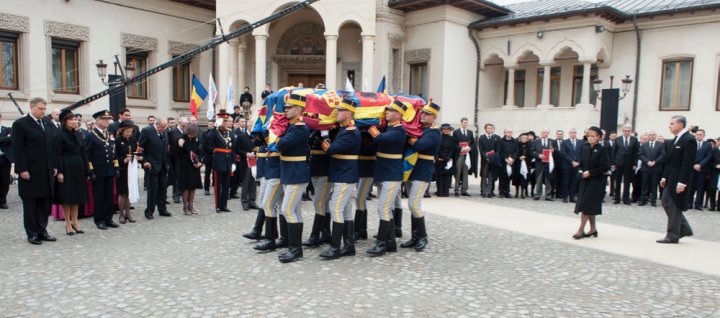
122, 33, 158, 52
0, 13, 29, 33
45, 20, 89, 41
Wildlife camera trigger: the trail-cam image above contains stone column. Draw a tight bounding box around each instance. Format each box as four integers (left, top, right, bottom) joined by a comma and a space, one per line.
361, 35, 375, 91
325, 34, 338, 89
576, 61, 595, 110
503, 66, 517, 109
254, 34, 268, 104
226, 39, 238, 109
537, 63, 553, 109
237, 41, 247, 97
217, 42, 230, 112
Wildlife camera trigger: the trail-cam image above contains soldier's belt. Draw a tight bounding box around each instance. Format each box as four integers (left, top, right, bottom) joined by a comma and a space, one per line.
214, 148, 232, 153
268, 152, 280, 157
358, 156, 377, 160
417, 154, 435, 161
280, 155, 307, 162
311, 150, 327, 155
256, 153, 268, 158
376, 152, 402, 159
331, 154, 358, 160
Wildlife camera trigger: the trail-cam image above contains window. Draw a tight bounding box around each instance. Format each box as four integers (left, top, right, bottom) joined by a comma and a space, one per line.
51, 39, 79, 94
660, 59, 693, 111
409, 63, 428, 97
172, 57, 190, 102
126, 50, 148, 99
572, 65, 599, 105
536, 66, 561, 106
0, 32, 18, 90
504, 69, 526, 107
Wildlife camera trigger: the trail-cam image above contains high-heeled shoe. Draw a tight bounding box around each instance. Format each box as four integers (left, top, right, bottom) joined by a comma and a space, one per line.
572, 233, 585, 240
71, 225, 85, 234
127, 217, 136, 223
584, 231, 598, 238
66, 228, 75, 236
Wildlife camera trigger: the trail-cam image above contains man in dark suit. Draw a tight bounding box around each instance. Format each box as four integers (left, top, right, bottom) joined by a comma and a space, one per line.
496, 128, 517, 198
638, 131, 665, 207
12, 97, 57, 245
85, 110, 119, 230
200, 120, 215, 195
478, 123, 500, 198
452, 117, 474, 197
139, 117, 171, 219
612, 125, 639, 205
0, 113, 13, 209
658, 115, 696, 244
532, 129, 555, 201
561, 128, 582, 203
230, 116, 250, 199
108, 109, 139, 139
687, 129, 712, 210
168, 117, 188, 204
607, 131, 617, 196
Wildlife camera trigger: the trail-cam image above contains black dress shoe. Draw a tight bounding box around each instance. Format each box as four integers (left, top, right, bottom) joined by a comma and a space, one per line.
0, 203, 8, 209
613, 201, 621, 204
221, 208, 231, 213
230, 194, 240, 199
249, 202, 259, 210
216, 208, 223, 213
145, 213, 154, 220
204, 190, 210, 196
173, 198, 181, 204
461, 192, 471, 197
72, 225, 85, 234
28, 236, 42, 245
638, 202, 647, 206
455, 193, 460, 197
695, 207, 703, 211
656, 237, 679, 244
651, 202, 657, 207
40, 233, 57, 241
623, 202, 631, 205
480, 194, 487, 198
242, 204, 250, 211
106, 221, 119, 228
545, 198, 554, 202
96, 223, 108, 230
562, 199, 568, 203
159, 211, 172, 217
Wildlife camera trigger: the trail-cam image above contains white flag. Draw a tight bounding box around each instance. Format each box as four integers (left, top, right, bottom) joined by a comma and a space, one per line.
345, 77, 355, 92
548, 151, 554, 173
206, 73, 217, 120
128, 158, 139, 204
227, 75, 234, 110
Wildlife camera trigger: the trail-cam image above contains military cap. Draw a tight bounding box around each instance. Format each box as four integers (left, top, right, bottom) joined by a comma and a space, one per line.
92, 110, 113, 119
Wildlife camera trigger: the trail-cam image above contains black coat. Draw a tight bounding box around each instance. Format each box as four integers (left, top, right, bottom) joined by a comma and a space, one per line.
453, 128, 478, 176
0, 125, 13, 163
12, 115, 57, 198
233, 128, 252, 172
612, 135, 639, 167
662, 131, 697, 211
139, 125, 169, 175
435, 134, 459, 176
639, 140, 665, 172
575, 143, 611, 215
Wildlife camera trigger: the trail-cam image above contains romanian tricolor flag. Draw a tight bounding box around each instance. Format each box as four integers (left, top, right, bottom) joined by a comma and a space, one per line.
377, 76, 387, 94
189, 75, 208, 117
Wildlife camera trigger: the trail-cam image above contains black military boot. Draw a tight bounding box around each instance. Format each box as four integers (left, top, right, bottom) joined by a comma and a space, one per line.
278, 223, 303, 263
302, 214, 323, 247
319, 213, 331, 244
319, 222, 344, 259
341, 220, 356, 257
400, 217, 419, 248
386, 219, 397, 253
393, 208, 403, 238
243, 209, 266, 240
253, 216, 277, 251
354, 210, 368, 240
277, 215, 288, 248
414, 217, 428, 252
366, 220, 390, 256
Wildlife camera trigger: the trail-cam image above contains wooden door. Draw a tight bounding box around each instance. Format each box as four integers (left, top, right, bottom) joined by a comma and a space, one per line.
287, 74, 325, 88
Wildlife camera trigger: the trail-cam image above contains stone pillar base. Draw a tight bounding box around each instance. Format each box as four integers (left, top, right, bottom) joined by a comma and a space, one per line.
536, 104, 554, 109
501, 105, 518, 110
574, 103, 594, 110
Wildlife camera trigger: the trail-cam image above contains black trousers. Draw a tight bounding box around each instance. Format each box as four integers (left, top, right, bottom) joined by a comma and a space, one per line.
0, 157, 10, 204
498, 173, 511, 196
560, 168, 578, 200
169, 157, 180, 200
641, 168, 661, 204
204, 161, 214, 191
22, 196, 51, 237
93, 176, 115, 225
662, 187, 693, 239
145, 168, 168, 215
688, 171, 707, 208
214, 171, 230, 209
436, 174, 452, 197
241, 167, 256, 205
613, 165, 634, 203
230, 162, 243, 196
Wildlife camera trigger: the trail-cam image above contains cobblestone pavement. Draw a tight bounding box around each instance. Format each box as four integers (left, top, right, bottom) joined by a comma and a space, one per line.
455, 182, 720, 242
1, 184, 719, 317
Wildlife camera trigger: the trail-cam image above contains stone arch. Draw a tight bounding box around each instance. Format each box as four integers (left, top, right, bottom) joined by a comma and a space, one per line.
275, 22, 326, 55
221, 15, 253, 34
334, 13, 367, 34
546, 39, 585, 60
510, 43, 543, 64
482, 46, 507, 68
254, 0, 329, 35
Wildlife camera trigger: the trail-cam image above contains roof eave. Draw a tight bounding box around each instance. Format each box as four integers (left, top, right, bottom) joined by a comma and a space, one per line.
470, 6, 628, 30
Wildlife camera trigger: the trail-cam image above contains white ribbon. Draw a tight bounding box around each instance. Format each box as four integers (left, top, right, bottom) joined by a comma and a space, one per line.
128, 158, 139, 204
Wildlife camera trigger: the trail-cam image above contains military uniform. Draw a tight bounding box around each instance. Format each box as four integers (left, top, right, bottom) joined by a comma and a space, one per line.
302, 130, 332, 247
254, 131, 286, 252
354, 129, 377, 240
401, 102, 441, 252
366, 100, 408, 256
243, 141, 267, 241
85, 111, 119, 229
205, 113, 234, 212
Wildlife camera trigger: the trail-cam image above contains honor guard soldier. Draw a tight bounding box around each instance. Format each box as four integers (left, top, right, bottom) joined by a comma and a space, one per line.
85, 110, 119, 230
254, 129, 289, 251
401, 101, 441, 252
243, 137, 268, 240
366, 100, 408, 256
276, 93, 311, 263
302, 126, 332, 247
318, 97, 361, 259
354, 127, 378, 241
206, 110, 234, 213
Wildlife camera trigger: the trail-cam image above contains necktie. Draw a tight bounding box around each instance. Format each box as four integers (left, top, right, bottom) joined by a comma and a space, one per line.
625, 137, 628, 147
698, 142, 702, 151
557, 140, 561, 152
37, 119, 44, 131
463, 129, 466, 137
543, 139, 546, 148
572, 140, 576, 150
650, 141, 654, 149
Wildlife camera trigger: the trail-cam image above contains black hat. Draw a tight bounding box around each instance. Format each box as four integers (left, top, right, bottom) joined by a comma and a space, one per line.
92, 110, 113, 119
118, 120, 135, 131
59, 109, 74, 122
440, 123, 453, 130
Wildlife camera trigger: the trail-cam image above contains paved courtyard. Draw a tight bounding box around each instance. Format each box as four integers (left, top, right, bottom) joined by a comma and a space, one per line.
1, 182, 720, 317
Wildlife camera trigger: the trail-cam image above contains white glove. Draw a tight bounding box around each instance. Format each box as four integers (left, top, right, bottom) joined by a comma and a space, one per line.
445, 161, 453, 170
320, 130, 329, 138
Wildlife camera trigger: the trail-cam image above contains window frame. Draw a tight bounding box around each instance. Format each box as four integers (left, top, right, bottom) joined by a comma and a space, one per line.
571, 64, 599, 106
0, 31, 19, 90
504, 69, 526, 107
172, 57, 191, 102
126, 50, 149, 100
536, 66, 561, 106
51, 38, 80, 94
409, 62, 428, 98
659, 58, 694, 111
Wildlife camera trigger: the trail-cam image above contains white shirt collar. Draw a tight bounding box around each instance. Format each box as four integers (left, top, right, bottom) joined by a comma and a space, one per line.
28, 113, 41, 122
675, 128, 688, 138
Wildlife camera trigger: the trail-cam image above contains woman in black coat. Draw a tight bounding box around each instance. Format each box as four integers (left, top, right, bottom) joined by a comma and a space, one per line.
512, 133, 531, 198
573, 126, 611, 239
55, 110, 88, 235
178, 123, 203, 215
434, 124, 459, 197
116, 120, 142, 224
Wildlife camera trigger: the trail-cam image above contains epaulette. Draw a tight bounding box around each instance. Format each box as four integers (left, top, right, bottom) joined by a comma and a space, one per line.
295, 122, 306, 126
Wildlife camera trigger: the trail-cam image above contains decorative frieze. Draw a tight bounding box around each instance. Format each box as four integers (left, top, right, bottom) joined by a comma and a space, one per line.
0, 13, 29, 33
45, 20, 89, 41
168, 41, 198, 55
404, 48, 431, 64
122, 33, 157, 52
